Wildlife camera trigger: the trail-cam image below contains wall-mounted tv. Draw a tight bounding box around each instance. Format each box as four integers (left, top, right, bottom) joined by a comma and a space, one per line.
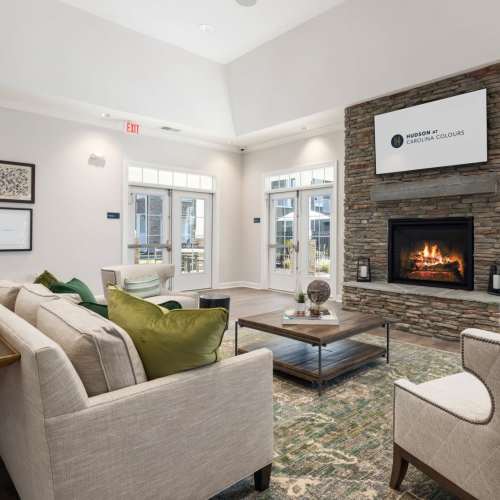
375, 89, 487, 175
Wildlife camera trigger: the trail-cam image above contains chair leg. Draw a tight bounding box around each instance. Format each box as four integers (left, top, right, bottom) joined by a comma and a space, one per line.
390, 445, 409, 490
254, 463, 272, 492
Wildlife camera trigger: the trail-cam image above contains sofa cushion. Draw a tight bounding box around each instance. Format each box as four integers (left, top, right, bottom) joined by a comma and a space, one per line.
37, 300, 147, 396
0, 281, 22, 311
108, 287, 228, 380
15, 284, 59, 325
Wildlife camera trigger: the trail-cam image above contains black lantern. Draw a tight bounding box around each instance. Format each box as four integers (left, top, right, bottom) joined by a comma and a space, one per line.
488, 264, 500, 296
357, 257, 371, 282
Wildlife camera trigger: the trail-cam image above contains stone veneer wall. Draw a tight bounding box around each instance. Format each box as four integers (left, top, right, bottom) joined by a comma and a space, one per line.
343, 286, 499, 340
343, 63, 500, 339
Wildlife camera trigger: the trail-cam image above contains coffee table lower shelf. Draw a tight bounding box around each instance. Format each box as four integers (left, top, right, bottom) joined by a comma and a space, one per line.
237, 337, 386, 393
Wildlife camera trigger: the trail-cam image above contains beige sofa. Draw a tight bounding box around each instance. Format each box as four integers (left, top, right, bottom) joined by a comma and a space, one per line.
0, 282, 273, 500
391, 328, 500, 500
101, 263, 199, 308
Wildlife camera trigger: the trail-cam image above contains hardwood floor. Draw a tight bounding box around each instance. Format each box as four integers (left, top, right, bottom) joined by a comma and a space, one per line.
0, 287, 460, 499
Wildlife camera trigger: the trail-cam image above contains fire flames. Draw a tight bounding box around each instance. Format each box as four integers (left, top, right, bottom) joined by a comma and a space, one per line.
406, 242, 464, 282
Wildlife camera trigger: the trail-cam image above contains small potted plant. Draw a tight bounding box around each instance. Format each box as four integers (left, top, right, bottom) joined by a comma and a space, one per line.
296, 291, 306, 316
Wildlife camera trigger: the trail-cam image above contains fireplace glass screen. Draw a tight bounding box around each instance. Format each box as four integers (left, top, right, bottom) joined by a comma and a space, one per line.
388, 218, 474, 290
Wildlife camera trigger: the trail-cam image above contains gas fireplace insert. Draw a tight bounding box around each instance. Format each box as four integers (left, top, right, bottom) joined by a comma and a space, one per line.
388, 217, 474, 290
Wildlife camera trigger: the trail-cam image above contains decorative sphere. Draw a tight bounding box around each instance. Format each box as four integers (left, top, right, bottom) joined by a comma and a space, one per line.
307, 280, 331, 307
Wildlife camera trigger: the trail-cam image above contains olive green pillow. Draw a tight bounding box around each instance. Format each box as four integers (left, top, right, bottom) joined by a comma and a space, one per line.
50, 278, 96, 303
34, 270, 59, 289
107, 287, 228, 380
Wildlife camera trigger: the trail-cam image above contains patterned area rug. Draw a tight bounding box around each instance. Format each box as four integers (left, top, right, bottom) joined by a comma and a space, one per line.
215, 329, 461, 500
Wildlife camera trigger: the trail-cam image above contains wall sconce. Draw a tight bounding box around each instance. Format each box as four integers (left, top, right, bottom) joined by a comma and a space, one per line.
88, 153, 106, 167
357, 257, 371, 282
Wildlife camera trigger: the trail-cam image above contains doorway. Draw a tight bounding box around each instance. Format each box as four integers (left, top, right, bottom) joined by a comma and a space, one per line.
268, 187, 335, 295
128, 187, 213, 291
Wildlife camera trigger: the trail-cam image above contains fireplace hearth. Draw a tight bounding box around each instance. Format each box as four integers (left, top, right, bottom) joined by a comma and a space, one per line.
388, 218, 474, 290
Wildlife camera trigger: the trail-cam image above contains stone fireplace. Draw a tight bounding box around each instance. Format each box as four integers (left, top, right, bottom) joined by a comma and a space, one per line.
342, 63, 500, 340
388, 217, 474, 290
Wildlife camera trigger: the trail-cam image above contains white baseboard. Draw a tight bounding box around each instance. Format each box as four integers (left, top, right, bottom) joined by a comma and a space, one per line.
214, 281, 263, 290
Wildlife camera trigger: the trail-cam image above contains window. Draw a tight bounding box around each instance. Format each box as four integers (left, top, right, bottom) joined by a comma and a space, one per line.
266, 163, 335, 192
129, 165, 215, 193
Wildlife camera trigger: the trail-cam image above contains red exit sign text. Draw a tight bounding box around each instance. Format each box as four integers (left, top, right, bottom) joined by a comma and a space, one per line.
125, 121, 140, 135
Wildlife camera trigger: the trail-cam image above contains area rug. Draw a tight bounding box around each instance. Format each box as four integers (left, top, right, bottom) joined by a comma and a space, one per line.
214, 329, 461, 500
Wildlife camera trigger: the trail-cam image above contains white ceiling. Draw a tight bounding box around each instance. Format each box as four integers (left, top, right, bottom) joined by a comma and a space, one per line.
58, 0, 345, 64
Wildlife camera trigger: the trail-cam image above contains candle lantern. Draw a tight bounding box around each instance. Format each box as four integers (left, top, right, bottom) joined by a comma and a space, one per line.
357, 257, 371, 282
488, 264, 500, 296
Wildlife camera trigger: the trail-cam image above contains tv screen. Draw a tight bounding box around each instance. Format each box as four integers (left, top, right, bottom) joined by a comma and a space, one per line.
375, 89, 487, 175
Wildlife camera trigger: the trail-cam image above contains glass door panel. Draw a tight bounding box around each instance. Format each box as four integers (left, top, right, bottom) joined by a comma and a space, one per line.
268, 193, 298, 292
128, 189, 169, 264
172, 191, 212, 290
299, 188, 334, 292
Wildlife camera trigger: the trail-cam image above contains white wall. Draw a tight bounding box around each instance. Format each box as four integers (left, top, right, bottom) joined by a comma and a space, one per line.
0, 108, 242, 292
228, 0, 500, 134
0, 0, 234, 137
240, 132, 345, 294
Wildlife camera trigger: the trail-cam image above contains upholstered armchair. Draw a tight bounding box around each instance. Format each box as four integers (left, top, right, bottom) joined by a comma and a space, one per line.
101, 263, 199, 308
391, 328, 500, 500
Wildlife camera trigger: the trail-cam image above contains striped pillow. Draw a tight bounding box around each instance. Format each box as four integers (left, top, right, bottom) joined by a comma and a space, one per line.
124, 275, 161, 299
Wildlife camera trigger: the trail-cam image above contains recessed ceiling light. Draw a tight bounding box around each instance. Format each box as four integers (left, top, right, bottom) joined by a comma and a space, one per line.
161, 126, 181, 133
236, 0, 258, 6
101, 112, 111, 118
199, 24, 215, 33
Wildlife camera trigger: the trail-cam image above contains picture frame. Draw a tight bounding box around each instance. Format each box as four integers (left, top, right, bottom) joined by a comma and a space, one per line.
0, 207, 33, 252
0, 160, 35, 203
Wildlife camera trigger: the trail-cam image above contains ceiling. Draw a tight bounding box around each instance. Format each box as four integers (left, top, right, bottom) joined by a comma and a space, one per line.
58, 0, 345, 64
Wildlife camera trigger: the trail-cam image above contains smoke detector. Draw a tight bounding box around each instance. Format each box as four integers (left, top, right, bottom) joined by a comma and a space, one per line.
161, 126, 181, 133
236, 0, 257, 6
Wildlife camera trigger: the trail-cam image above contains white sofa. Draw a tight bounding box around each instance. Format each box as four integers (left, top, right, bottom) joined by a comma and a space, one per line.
0, 282, 273, 500
101, 263, 199, 309
391, 328, 500, 500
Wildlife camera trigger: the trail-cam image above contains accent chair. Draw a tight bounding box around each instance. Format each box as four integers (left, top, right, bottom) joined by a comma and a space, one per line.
391, 328, 500, 500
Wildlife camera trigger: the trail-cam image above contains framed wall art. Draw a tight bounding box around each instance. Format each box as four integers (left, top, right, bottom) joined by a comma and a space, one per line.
0, 208, 33, 251
0, 160, 35, 203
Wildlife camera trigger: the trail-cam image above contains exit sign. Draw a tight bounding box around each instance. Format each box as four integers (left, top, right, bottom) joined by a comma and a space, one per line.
125, 121, 140, 135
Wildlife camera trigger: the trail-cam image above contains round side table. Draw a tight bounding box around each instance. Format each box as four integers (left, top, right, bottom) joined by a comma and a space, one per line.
199, 293, 230, 312
199, 293, 230, 332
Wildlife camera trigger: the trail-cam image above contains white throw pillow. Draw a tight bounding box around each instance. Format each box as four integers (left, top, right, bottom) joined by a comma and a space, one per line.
15, 284, 59, 325
0, 281, 23, 311
37, 299, 147, 396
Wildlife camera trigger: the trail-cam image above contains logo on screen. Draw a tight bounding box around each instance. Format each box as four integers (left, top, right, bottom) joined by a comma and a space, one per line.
391, 134, 404, 148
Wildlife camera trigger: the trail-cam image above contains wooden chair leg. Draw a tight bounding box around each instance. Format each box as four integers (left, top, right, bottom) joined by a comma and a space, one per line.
390, 444, 409, 490
254, 463, 272, 492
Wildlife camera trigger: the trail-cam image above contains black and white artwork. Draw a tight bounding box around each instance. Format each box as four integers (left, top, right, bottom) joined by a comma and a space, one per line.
0, 208, 32, 251
0, 161, 35, 203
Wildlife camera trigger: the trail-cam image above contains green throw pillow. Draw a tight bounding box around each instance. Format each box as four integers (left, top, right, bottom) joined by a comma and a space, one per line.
50, 277, 96, 303
80, 302, 109, 319
159, 300, 182, 310
107, 287, 228, 380
34, 270, 59, 289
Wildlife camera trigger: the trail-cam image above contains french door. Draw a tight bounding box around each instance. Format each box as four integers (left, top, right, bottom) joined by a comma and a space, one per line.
128, 188, 170, 265
171, 191, 212, 291
128, 188, 212, 291
268, 187, 334, 294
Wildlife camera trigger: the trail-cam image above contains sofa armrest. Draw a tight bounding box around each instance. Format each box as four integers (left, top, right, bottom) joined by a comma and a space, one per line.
43, 349, 274, 500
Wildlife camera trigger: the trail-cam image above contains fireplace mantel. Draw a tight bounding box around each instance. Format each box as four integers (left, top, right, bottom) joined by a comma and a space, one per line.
344, 281, 500, 305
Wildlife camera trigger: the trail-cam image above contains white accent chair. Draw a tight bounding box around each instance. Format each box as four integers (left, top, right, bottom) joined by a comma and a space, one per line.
391, 328, 500, 500
101, 263, 199, 308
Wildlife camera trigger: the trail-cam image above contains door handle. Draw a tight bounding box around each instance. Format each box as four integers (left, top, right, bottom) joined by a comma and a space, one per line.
165, 241, 172, 252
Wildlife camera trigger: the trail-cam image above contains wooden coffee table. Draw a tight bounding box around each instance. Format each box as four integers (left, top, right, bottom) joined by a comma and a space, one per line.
235, 306, 389, 395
